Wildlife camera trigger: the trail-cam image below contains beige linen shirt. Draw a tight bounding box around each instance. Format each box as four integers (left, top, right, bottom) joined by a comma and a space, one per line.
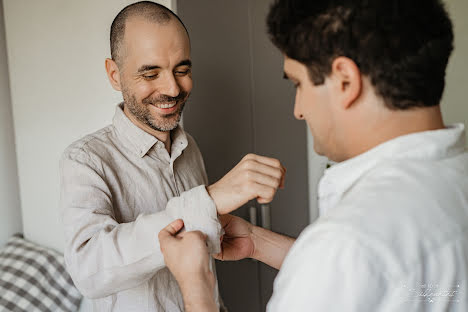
60, 104, 224, 311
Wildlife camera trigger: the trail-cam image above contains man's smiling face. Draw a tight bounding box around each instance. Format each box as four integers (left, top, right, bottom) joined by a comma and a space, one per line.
118, 17, 192, 132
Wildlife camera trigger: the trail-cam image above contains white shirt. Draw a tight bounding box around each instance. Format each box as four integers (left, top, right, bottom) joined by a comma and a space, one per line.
268, 124, 468, 311
60, 104, 224, 311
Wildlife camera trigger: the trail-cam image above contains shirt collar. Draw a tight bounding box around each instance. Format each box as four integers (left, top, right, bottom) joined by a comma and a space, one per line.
318, 123, 467, 199
112, 103, 188, 158
170, 124, 189, 162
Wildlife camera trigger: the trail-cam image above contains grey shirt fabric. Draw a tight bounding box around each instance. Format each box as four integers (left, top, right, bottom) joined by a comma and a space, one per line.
60, 103, 224, 311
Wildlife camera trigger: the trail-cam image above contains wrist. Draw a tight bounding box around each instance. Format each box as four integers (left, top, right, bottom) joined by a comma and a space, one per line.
249, 225, 296, 269
206, 184, 221, 214
179, 273, 217, 311
250, 224, 261, 260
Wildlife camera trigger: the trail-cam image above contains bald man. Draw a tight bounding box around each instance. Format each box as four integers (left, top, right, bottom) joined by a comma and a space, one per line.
60, 2, 284, 311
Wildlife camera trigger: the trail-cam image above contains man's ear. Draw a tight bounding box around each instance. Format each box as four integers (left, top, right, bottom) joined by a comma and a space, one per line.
105, 58, 122, 91
330, 57, 362, 109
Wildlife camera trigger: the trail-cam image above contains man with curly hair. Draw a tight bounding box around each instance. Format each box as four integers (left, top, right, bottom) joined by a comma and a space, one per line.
159, 0, 468, 311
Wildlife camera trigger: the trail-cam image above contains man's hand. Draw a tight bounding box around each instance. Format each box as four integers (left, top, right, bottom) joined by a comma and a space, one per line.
158, 220, 214, 289
207, 154, 286, 215
158, 220, 217, 312
214, 214, 255, 261
215, 214, 296, 269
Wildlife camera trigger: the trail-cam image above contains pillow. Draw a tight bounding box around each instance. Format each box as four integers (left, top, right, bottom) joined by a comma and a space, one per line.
0, 233, 82, 312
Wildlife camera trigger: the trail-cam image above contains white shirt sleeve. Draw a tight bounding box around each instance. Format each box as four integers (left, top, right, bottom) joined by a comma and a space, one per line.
267, 224, 389, 312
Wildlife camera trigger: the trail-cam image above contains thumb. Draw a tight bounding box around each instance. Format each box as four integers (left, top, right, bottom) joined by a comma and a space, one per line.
159, 219, 184, 242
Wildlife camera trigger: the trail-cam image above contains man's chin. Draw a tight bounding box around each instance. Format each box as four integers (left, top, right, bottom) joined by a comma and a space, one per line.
148, 116, 181, 132
312, 141, 327, 158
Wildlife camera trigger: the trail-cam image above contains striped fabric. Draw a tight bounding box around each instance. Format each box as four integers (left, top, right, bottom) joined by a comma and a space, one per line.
0, 234, 82, 312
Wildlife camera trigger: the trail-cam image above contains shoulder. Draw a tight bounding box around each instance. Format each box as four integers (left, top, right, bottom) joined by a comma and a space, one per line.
355, 157, 468, 198
61, 125, 114, 165
341, 158, 468, 226
324, 159, 468, 275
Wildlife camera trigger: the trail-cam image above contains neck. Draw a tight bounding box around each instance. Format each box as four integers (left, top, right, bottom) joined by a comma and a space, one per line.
123, 105, 172, 153
342, 105, 445, 161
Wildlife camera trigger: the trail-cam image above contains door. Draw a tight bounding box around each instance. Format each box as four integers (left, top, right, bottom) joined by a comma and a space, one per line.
178, 1, 310, 311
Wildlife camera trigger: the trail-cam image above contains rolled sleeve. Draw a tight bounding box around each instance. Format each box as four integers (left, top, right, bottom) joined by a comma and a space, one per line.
60, 149, 221, 299
165, 185, 222, 254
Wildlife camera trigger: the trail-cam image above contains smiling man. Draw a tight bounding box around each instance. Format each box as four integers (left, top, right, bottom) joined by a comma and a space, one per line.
60, 2, 285, 311
159, 0, 468, 311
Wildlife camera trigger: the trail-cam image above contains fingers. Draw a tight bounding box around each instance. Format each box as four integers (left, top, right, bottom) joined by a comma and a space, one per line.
244, 170, 281, 189
184, 231, 210, 255
243, 154, 286, 175
242, 154, 286, 188
158, 219, 184, 243
209, 154, 285, 215
252, 182, 277, 203
188, 231, 208, 241
242, 177, 279, 204
279, 165, 286, 189
243, 154, 283, 170
244, 161, 284, 181
176, 229, 207, 241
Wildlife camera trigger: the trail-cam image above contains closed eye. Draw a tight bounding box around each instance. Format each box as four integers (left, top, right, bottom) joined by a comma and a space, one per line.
142, 74, 158, 80
175, 68, 191, 76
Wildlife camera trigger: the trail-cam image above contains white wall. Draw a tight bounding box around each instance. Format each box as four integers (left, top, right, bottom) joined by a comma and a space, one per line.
0, 0, 21, 248
3, 0, 172, 252
441, 0, 468, 142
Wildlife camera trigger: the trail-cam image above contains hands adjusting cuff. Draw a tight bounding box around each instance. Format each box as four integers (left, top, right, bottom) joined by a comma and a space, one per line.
165, 185, 223, 254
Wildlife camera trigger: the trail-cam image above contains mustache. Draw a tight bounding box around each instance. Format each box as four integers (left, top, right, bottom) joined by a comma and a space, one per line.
142, 91, 189, 106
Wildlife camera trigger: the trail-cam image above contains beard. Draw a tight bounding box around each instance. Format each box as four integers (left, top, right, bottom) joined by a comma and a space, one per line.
122, 87, 188, 132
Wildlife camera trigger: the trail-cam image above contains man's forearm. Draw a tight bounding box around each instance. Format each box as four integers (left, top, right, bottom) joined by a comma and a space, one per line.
251, 225, 296, 270
179, 275, 218, 312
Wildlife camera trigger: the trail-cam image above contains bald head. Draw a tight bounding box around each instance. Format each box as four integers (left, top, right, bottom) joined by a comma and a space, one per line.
110, 1, 188, 67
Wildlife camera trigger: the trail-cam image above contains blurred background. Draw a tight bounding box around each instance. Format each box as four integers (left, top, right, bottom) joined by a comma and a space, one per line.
0, 0, 466, 311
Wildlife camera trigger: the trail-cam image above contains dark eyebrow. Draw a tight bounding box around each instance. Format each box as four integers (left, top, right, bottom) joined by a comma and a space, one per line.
137, 60, 192, 73
176, 59, 192, 68
137, 65, 160, 73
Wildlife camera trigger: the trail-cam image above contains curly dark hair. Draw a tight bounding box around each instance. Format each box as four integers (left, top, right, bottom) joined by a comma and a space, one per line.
267, 0, 454, 110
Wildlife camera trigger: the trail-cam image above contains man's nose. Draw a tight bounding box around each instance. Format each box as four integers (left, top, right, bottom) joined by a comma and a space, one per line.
161, 73, 180, 98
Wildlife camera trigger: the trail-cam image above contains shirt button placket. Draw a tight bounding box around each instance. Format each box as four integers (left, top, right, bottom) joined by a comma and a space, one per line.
170, 161, 180, 196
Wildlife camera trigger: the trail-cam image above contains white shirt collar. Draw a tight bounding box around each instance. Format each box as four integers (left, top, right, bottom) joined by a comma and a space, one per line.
318, 123, 466, 200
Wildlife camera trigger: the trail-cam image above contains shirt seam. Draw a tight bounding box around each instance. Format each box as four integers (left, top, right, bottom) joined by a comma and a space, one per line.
66, 127, 113, 161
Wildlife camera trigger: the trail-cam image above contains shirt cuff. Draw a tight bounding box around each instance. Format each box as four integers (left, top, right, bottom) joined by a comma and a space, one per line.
165, 185, 223, 254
